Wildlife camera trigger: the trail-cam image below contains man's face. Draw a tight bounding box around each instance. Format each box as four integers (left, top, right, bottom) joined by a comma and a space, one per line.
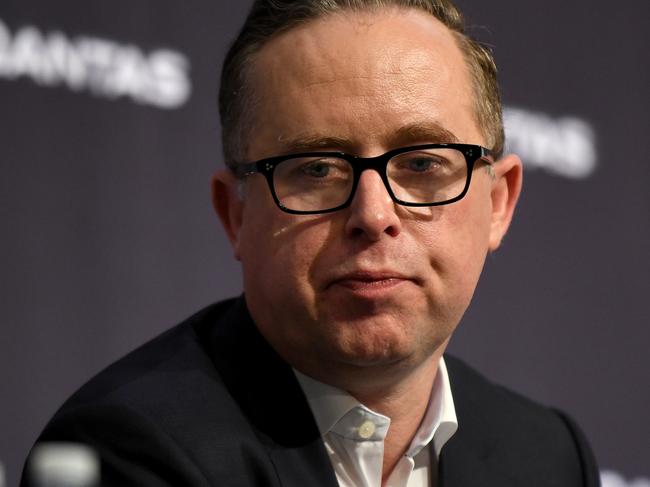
214, 9, 521, 383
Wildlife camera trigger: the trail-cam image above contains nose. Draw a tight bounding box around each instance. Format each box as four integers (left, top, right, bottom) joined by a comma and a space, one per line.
344, 170, 402, 241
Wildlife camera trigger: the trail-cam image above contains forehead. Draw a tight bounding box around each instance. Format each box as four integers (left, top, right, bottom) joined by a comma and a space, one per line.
246, 8, 479, 158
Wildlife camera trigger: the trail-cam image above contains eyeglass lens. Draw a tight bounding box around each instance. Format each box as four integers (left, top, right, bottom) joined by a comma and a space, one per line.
272, 147, 469, 212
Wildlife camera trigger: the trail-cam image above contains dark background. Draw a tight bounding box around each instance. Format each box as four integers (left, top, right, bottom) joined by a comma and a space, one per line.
1, 1, 648, 486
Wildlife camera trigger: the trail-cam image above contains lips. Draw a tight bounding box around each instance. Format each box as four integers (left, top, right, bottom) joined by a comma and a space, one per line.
326, 270, 415, 290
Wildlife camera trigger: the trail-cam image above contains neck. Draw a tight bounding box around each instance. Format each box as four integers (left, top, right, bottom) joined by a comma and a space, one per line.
314, 349, 443, 484
294, 342, 449, 483
351, 355, 439, 484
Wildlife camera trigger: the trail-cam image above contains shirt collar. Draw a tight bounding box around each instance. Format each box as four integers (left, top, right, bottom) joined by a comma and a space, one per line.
294, 356, 458, 458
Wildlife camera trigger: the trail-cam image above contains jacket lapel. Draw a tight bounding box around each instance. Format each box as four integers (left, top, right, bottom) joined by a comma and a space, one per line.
437, 430, 516, 487
267, 441, 339, 487
437, 356, 521, 487
206, 296, 339, 487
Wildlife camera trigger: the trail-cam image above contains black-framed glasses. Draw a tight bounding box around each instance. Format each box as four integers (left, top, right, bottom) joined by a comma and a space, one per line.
233, 143, 494, 215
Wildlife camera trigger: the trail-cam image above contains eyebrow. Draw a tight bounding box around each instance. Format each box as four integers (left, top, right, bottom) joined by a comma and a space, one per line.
278, 134, 353, 153
276, 121, 460, 155
390, 122, 460, 146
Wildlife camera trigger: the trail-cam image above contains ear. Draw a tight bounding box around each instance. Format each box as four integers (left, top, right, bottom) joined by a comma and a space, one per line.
211, 169, 244, 260
488, 154, 523, 251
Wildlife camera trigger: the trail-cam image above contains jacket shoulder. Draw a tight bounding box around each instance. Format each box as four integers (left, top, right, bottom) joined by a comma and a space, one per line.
442, 355, 600, 486
57, 299, 231, 409
27, 298, 279, 487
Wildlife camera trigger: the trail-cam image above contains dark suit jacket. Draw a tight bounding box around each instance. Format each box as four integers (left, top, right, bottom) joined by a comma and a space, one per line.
23, 297, 600, 486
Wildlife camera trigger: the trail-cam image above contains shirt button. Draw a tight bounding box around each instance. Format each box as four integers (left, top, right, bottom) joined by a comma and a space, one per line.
358, 420, 376, 439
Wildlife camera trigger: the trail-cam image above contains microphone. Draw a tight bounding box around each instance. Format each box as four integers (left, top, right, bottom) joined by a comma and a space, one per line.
26, 443, 99, 487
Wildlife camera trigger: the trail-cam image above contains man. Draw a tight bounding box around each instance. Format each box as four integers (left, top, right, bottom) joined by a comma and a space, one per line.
23, 1, 600, 486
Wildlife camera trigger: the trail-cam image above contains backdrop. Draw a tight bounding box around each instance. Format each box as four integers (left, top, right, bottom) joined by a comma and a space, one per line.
1, 1, 648, 486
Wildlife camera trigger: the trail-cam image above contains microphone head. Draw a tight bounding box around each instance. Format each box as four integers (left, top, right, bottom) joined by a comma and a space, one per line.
27, 443, 99, 487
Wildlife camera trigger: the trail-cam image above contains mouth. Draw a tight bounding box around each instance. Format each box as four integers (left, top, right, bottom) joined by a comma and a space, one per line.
326, 271, 416, 292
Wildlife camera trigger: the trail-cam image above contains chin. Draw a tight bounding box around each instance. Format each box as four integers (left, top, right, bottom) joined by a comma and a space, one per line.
323, 318, 430, 368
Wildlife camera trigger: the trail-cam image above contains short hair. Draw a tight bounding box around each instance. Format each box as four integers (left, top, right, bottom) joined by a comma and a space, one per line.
219, 0, 504, 168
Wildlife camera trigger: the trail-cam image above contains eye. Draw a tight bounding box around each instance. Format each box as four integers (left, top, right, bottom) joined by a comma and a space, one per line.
407, 157, 441, 172
395, 154, 446, 173
293, 158, 350, 180
302, 161, 332, 178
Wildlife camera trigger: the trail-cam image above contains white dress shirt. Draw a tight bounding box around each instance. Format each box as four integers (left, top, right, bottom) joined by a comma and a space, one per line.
294, 358, 457, 487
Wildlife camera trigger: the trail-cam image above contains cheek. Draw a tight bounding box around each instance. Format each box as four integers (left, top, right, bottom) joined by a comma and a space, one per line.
237, 202, 330, 308
415, 189, 492, 298
450, 188, 493, 285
